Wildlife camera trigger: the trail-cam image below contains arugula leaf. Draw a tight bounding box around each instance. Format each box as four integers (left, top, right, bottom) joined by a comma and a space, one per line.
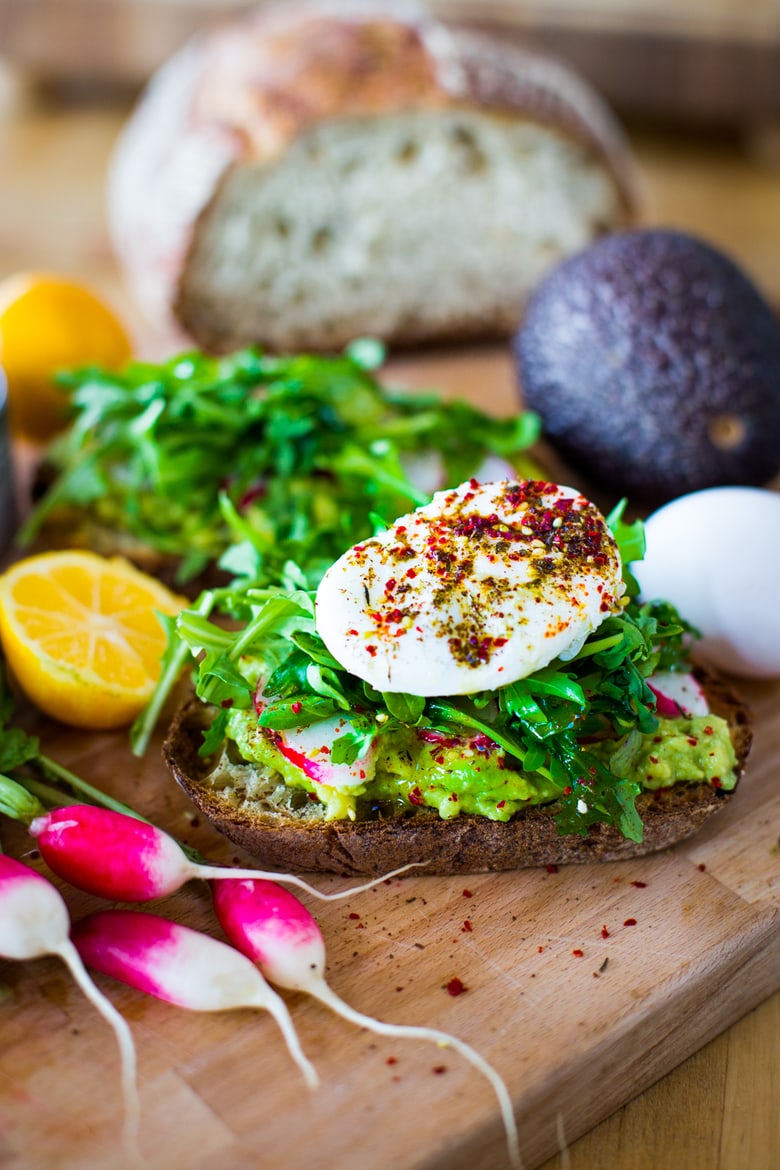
382, 692, 426, 725
305, 664, 352, 710
0, 727, 41, 773
606, 499, 645, 598
198, 708, 231, 757
258, 695, 341, 730
331, 720, 376, 765
196, 652, 254, 709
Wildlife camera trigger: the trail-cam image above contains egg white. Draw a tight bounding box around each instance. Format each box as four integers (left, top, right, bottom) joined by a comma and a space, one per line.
315, 479, 625, 695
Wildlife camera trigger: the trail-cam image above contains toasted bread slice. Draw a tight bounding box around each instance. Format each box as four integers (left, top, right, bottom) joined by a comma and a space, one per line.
162, 667, 752, 876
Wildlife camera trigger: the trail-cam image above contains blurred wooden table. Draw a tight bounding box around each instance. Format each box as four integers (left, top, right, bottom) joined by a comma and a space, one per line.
0, 77, 778, 1170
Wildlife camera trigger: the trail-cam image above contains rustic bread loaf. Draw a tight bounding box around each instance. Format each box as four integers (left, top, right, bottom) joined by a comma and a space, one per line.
162, 668, 752, 876
109, 1, 636, 353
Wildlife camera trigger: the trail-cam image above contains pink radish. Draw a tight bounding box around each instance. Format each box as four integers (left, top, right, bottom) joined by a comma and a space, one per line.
29, 805, 423, 902
71, 908, 318, 1089
0, 856, 142, 1166
211, 879, 522, 1170
647, 671, 709, 718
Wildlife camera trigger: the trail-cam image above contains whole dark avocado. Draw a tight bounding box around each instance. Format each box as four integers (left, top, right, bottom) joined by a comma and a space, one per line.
513, 229, 780, 502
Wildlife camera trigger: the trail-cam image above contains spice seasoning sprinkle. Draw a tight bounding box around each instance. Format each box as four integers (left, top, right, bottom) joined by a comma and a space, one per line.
446, 977, 467, 997
315, 478, 624, 695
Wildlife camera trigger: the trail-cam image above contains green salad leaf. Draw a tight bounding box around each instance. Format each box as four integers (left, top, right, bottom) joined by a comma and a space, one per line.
22, 343, 542, 587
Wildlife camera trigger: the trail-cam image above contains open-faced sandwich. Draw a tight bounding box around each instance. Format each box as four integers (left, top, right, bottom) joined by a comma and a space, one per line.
163, 477, 752, 875
21, 343, 540, 590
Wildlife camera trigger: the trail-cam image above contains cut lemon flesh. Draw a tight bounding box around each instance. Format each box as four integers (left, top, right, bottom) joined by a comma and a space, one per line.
0, 551, 186, 729
0, 272, 132, 443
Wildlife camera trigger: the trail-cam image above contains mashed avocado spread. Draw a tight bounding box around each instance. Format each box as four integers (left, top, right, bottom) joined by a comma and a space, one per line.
223, 707, 737, 823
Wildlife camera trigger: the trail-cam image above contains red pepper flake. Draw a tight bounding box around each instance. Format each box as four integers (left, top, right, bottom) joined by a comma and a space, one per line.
220, 698, 233, 709
408, 786, 424, 806
703, 725, 714, 736
386, 1057, 398, 1066
307, 792, 320, 802
711, 777, 722, 788
687, 736, 699, 747
433, 1065, 447, 1075
347, 628, 359, 636
698, 863, 707, 872
406, 568, 417, 579
601, 925, 610, 939
291, 701, 302, 715
546, 864, 559, 874
446, 977, 467, 997
366, 645, 377, 657
462, 920, 472, 933
623, 918, 638, 927
538, 946, 544, 953
348, 912, 361, 920
630, 880, 647, 888
462, 889, 473, 898
496, 800, 506, 809
436, 755, 445, 765
572, 949, 584, 958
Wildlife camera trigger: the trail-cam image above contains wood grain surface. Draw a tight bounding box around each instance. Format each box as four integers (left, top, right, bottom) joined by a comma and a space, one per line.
0, 85, 779, 1170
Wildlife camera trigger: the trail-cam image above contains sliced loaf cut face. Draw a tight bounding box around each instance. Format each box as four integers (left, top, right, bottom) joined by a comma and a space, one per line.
162, 668, 752, 877
179, 110, 626, 352
109, 3, 636, 353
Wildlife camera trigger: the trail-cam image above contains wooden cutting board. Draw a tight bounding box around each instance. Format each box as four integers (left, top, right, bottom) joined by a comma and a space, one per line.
1, 350, 778, 1170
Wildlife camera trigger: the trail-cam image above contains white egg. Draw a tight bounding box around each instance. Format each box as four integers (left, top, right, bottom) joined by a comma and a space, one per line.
632, 486, 780, 678
316, 479, 624, 695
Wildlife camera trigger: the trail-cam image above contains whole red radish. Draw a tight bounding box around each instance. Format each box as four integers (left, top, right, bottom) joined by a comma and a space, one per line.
72, 909, 318, 1089
30, 805, 421, 901
0, 855, 142, 1165
211, 878, 521, 1170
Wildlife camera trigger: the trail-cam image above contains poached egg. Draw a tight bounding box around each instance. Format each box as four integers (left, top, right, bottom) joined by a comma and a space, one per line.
315, 479, 625, 695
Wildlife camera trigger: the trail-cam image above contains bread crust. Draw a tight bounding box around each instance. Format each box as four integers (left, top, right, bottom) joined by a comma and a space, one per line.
162, 667, 752, 876
109, 2, 637, 351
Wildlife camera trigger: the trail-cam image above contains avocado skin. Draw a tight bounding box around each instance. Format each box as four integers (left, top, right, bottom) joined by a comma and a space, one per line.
514, 229, 780, 502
